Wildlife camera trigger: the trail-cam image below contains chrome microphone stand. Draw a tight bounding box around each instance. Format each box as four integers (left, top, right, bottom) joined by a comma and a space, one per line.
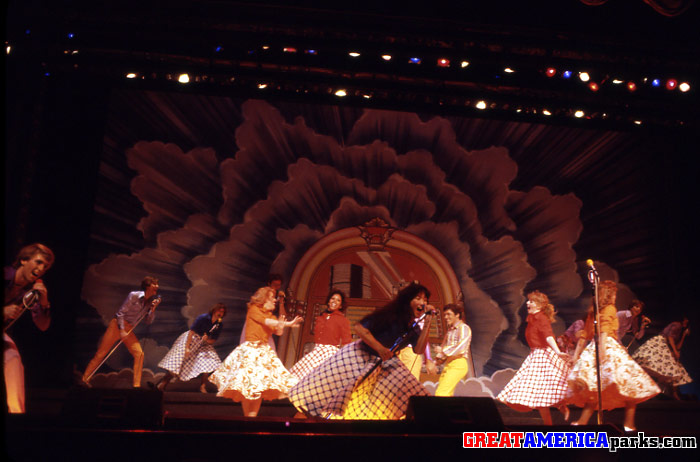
588, 264, 604, 425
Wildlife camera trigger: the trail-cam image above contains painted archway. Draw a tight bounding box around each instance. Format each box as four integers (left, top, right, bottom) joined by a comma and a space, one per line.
279, 218, 469, 378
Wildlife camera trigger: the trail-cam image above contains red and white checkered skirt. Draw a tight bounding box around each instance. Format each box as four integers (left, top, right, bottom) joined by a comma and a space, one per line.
208, 341, 298, 402
289, 344, 340, 380
497, 347, 570, 411
158, 331, 223, 381
288, 341, 428, 419
567, 336, 660, 410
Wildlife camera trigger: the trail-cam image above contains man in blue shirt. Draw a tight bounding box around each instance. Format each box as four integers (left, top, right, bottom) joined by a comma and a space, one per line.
82, 276, 161, 388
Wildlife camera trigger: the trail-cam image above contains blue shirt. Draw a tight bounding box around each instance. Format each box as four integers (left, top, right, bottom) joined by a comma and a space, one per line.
190, 313, 223, 340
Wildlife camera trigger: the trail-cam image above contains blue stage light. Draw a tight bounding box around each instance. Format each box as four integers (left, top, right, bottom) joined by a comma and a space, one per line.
562, 70, 572, 79
652, 79, 661, 87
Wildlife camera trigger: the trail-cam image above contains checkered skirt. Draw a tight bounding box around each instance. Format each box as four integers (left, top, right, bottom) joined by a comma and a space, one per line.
567, 336, 660, 409
289, 344, 340, 380
632, 335, 692, 386
208, 341, 298, 402
288, 341, 428, 419
158, 331, 223, 381
497, 347, 571, 411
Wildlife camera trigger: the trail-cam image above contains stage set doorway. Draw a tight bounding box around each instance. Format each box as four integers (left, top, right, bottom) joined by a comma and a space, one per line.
278, 218, 474, 380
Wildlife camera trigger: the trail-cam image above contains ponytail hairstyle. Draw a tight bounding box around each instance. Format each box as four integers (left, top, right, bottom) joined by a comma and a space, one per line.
528, 290, 556, 323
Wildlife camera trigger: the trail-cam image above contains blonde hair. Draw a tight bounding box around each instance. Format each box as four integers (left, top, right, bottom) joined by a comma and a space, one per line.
250, 286, 275, 306
599, 280, 618, 307
528, 290, 556, 323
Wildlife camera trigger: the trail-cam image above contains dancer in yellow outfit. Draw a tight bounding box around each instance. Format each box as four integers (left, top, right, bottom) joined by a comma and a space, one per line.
426, 304, 471, 396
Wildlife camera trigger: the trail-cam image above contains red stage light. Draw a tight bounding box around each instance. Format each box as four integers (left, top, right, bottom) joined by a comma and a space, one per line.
666, 79, 677, 90
545, 68, 556, 77
589, 82, 599, 92
437, 58, 450, 68
627, 81, 637, 91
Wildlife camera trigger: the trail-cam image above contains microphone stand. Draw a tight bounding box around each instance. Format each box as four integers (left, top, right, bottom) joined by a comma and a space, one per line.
588, 268, 603, 425
85, 297, 160, 383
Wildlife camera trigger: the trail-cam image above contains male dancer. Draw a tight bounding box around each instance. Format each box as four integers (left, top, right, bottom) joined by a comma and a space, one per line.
4, 243, 55, 413
82, 276, 161, 387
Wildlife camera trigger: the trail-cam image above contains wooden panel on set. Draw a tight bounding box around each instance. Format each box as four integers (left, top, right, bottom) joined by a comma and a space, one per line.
61, 387, 163, 428
406, 396, 503, 429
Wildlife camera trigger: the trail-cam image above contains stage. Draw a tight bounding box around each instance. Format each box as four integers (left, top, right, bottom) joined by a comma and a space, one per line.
5, 386, 699, 461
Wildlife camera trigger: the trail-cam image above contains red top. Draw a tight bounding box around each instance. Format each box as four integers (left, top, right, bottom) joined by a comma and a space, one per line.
314, 310, 352, 346
525, 310, 555, 349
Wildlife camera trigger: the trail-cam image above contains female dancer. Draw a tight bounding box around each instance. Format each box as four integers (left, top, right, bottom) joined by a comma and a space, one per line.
426, 303, 472, 397
290, 289, 352, 380
209, 287, 302, 417
157, 303, 226, 392
288, 282, 434, 420
633, 317, 692, 399
567, 280, 660, 431
497, 291, 570, 425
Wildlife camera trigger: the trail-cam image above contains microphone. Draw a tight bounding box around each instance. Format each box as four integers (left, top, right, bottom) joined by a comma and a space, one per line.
586, 259, 597, 272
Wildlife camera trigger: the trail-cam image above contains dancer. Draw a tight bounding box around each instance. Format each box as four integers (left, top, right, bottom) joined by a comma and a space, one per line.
557, 319, 585, 355
567, 280, 660, 431
157, 303, 227, 392
239, 274, 285, 350
4, 243, 54, 413
426, 303, 472, 397
497, 291, 570, 425
617, 299, 650, 353
82, 276, 162, 388
209, 286, 302, 417
290, 289, 352, 380
288, 282, 434, 420
632, 317, 691, 399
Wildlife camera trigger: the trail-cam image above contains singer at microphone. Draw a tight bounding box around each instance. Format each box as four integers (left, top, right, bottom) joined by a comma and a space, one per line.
156, 302, 227, 392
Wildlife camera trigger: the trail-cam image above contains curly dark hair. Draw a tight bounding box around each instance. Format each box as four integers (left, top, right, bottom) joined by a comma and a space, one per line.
361, 282, 430, 332
325, 288, 348, 313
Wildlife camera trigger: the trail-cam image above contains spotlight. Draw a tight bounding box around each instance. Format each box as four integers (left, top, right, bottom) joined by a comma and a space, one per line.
349, 52, 361, 57
262, 45, 270, 50
381, 54, 392, 61
651, 79, 661, 87
126, 73, 137, 79
504, 67, 515, 73
283, 47, 297, 53
460, 61, 470, 68
545, 67, 556, 77
612, 79, 624, 84
627, 81, 637, 91
679, 82, 690, 92
588, 82, 599, 92
6, 45, 10, 55
666, 79, 677, 90
67, 33, 75, 39
475, 101, 487, 109
334, 89, 347, 97
305, 49, 318, 55
409, 57, 421, 64
562, 70, 572, 79
579, 72, 590, 82
178, 73, 190, 83
574, 110, 585, 118
437, 58, 450, 67
634, 120, 643, 125
362, 94, 372, 99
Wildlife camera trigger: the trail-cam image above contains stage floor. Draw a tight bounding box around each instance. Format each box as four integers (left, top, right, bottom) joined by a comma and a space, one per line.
5, 387, 700, 461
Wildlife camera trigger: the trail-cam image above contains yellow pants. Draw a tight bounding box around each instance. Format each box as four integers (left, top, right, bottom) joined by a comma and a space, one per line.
435, 356, 468, 397
398, 347, 423, 380
83, 319, 145, 387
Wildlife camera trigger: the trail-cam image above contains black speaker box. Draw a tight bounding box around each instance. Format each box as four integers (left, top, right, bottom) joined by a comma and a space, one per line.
61, 387, 163, 429
406, 396, 503, 429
